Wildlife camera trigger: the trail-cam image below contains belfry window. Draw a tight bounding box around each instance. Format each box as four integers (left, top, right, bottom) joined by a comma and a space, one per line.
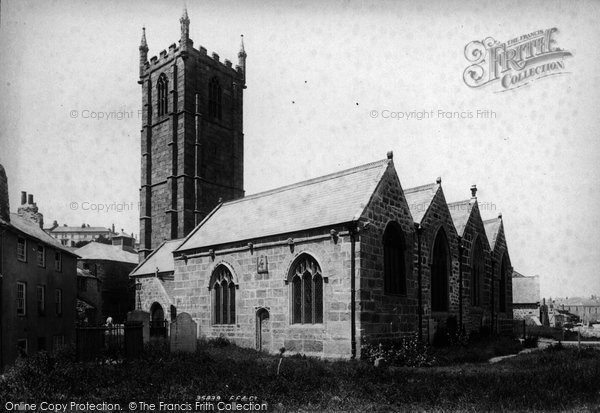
291, 255, 323, 324
431, 228, 450, 311
383, 222, 407, 295
212, 265, 236, 325
157, 73, 168, 116
208, 77, 222, 119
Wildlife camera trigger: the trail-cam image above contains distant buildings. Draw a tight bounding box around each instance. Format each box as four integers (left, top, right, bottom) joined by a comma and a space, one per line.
549, 296, 600, 326
46, 221, 137, 249
75, 242, 138, 323
0, 166, 78, 370
512, 271, 541, 324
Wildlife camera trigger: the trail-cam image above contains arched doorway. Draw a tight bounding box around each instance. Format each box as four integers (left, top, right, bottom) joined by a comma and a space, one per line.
150, 302, 166, 338
256, 308, 271, 352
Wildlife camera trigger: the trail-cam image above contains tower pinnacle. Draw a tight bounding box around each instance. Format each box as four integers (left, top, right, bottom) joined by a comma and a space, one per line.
179, 7, 192, 50
139, 27, 148, 52
238, 35, 247, 83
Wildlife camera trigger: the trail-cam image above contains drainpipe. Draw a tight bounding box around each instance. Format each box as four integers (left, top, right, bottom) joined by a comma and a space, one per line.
349, 222, 357, 359
458, 236, 464, 332
415, 223, 423, 342
491, 259, 496, 335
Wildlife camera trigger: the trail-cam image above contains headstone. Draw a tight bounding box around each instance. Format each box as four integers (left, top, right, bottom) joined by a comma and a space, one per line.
127, 310, 150, 343
170, 312, 197, 353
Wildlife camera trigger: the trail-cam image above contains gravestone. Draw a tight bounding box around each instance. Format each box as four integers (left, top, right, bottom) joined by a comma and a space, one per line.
170, 312, 197, 352
127, 310, 150, 343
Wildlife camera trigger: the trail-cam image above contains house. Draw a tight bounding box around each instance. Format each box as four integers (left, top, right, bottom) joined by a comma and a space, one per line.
75, 242, 138, 323
0, 165, 78, 370
512, 271, 541, 324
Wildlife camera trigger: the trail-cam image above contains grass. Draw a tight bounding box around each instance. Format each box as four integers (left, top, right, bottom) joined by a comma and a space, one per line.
1, 340, 600, 412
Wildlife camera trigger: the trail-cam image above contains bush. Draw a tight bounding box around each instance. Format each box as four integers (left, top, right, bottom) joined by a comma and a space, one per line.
208, 334, 231, 348
361, 334, 435, 367
522, 335, 539, 349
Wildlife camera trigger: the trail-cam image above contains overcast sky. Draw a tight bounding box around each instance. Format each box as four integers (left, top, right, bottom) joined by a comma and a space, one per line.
0, 0, 598, 298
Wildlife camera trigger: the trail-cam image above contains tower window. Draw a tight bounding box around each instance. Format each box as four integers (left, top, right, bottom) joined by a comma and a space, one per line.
290, 254, 323, 324
211, 265, 236, 325
208, 77, 222, 119
383, 222, 407, 295
157, 73, 169, 117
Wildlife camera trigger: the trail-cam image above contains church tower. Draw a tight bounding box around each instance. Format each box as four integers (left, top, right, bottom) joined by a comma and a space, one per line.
138, 8, 246, 259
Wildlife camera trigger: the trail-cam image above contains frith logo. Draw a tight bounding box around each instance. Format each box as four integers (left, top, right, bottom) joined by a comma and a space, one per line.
463, 28, 572, 92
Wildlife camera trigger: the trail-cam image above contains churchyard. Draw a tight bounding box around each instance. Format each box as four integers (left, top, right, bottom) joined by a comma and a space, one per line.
1, 336, 599, 412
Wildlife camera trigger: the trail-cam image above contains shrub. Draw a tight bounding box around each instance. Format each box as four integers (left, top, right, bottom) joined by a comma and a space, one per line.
208, 334, 231, 348
522, 335, 539, 348
361, 334, 435, 367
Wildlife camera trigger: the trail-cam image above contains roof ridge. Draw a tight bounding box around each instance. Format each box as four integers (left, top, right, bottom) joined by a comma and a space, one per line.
447, 199, 471, 206
483, 217, 501, 224
404, 182, 438, 194
221, 158, 390, 206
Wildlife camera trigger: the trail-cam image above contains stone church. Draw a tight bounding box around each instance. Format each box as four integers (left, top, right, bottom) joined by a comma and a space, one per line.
131, 9, 514, 358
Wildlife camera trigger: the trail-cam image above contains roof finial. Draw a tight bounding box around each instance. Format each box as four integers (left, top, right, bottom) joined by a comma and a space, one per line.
180, 5, 190, 46
470, 184, 477, 198
498, 212, 502, 219
436, 176, 442, 184
386, 150, 393, 160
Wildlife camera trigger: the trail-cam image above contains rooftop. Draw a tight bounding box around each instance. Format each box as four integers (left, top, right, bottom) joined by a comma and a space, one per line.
130, 239, 183, 277
75, 242, 138, 264
404, 181, 440, 224
1, 213, 78, 255
176, 158, 392, 252
447, 199, 474, 236
483, 216, 502, 250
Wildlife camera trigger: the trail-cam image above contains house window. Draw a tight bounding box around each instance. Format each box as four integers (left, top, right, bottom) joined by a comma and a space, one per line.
211, 265, 236, 325
37, 285, 46, 316
290, 254, 323, 324
499, 253, 509, 312
383, 222, 407, 295
17, 339, 28, 357
77, 277, 87, 292
17, 237, 26, 262
55, 289, 63, 316
17, 282, 26, 316
53, 335, 65, 351
55, 252, 62, 272
431, 228, 450, 312
38, 337, 47, 351
157, 73, 168, 116
471, 237, 484, 306
37, 244, 45, 267
208, 77, 222, 119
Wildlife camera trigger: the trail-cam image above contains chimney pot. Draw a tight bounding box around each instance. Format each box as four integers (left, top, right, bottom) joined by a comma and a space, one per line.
21, 191, 27, 205
470, 184, 477, 198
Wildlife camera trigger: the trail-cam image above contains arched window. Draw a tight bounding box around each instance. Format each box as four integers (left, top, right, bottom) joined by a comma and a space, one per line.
211, 265, 236, 324
157, 73, 168, 116
471, 237, 484, 306
431, 228, 450, 311
383, 222, 407, 295
208, 77, 222, 119
499, 253, 508, 312
290, 255, 323, 324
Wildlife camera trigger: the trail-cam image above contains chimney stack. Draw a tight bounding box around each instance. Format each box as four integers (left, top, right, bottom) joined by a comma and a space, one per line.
0, 165, 10, 223
17, 191, 44, 228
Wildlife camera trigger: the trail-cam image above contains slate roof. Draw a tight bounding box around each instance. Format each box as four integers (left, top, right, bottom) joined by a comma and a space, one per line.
176, 158, 391, 252
50, 226, 112, 233
403, 182, 440, 224
75, 242, 139, 264
130, 239, 183, 277
0, 213, 78, 255
447, 199, 474, 236
483, 217, 502, 250
512, 272, 540, 304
